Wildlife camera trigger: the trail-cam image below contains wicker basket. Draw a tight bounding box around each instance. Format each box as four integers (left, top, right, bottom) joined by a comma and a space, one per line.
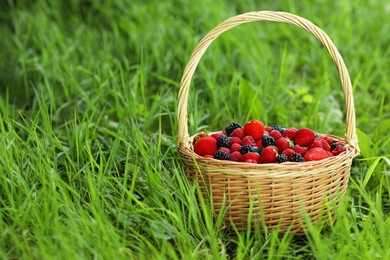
177, 11, 360, 234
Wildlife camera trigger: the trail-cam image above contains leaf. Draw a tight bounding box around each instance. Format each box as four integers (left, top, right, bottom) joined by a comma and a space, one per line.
149, 220, 177, 240
356, 128, 374, 158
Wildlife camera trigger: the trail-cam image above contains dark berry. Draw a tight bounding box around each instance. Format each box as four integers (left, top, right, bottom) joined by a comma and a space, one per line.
277, 154, 288, 163
330, 142, 339, 151
225, 122, 242, 136
271, 125, 284, 133
258, 147, 264, 155
262, 134, 276, 147
240, 144, 252, 155
251, 146, 261, 153
214, 150, 231, 160
290, 153, 305, 162
217, 135, 231, 148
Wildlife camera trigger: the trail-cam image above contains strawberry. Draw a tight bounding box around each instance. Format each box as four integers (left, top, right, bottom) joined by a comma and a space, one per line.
193, 132, 206, 145
283, 127, 298, 141
309, 139, 323, 149
230, 137, 241, 144
232, 128, 245, 139
230, 151, 242, 162
331, 144, 345, 156
322, 135, 334, 146
295, 128, 315, 147
320, 138, 331, 151
304, 147, 329, 161
241, 135, 256, 146
194, 137, 217, 156
327, 151, 334, 157
256, 139, 263, 148
244, 120, 265, 140
218, 147, 230, 154
260, 146, 278, 163
282, 148, 295, 160
230, 143, 241, 153
242, 152, 261, 163
269, 130, 283, 141
276, 137, 293, 152
293, 145, 308, 156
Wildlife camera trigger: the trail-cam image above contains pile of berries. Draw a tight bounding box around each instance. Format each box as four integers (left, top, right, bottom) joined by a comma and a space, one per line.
193, 120, 346, 164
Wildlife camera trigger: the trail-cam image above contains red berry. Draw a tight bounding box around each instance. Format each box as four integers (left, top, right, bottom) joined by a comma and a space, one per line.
193, 132, 206, 145
230, 137, 241, 144
293, 145, 308, 156
244, 120, 265, 140
332, 144, 345, 156
242, 152, 261, 163
244, 159, 258, 164
232, 128, 245, 139
283, 127, 298, 141
218, 147, 230, 154
194, 137, 217, 156
256, 139, 263, 148
230, 143, 241, 153
230, 151, 242, 162
282, 148, 295, 160
276, 137, 293, 152
295, 128, 315, 147
269, 130, 283, 141
265, 126, 272, 132
210, 132, 224, 141
260, 146, 278, 163
320, 138, 331, 151
309, 139, 323, 149
327, 151, 334, 157
241, 135, 256, 146
323, 136, 334, 146
304, 147, 329, 161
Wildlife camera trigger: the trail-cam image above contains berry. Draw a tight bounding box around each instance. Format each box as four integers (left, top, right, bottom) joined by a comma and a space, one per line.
269, 130, 283, 141
218, 147, 230, 154
204, 155, 214, 158
230, 151, 242, 162
232, 128, 245, 139
260, 146, 278, 163
277, 154, 288, 163
240, 144, 252, 155
244, 120, 265, 140
295, 128, 315, 147
282, 148, 295, 160
265, 126, 272, 132
242, 152, 261, 163
283, 127, 298, 141
276, 137, 293, 152
217, 135, 231, 148
309, 139, 323, 149
255, 139, 263, 148
210, 132, 224, 141
290, 153, 305, 162
213, 150, 231, 160
271, 125, 285, 133
323, 136, 334, 146
230, 143, 241, 153
293, 145, 308, 156
332, 144, 345, 156
251, 146, 261, 154
193, 132, 206, 145
194, 137, 217, 156
319, 138, 331, 151
304, 147, 329, 161
241, 136, 256, 146
230, 137, 241, 144
330, 142, 340, 151
262, 134, 276, 147
225, 122, 242, 136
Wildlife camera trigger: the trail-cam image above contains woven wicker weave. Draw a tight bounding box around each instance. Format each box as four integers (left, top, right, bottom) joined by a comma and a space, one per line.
177, 11, 360, 234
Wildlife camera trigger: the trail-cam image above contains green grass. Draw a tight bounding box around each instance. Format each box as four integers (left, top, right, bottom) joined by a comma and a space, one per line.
1, 0, 390, 259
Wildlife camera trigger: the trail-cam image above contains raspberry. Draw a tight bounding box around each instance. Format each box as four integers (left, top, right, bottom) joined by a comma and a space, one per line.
283, 127, 298, 141
295, 128, 315, 147
230, 143, 241, 153
262, 134, 276, 147
264, 126, 272, 132
240, 144, 252, 155
269, 130, 283, 141
218, 147, 230, 154
194, 137, 217, 156
290, 153, 305, 162
230, 137, 241, 144
225, 122, 242, 136
256, 139, 263, 148
241, 136, 256, 146
293, 145, 308, 156
232, 128, 245, 139
304, 147, 329, 161
244, 120, 265, 140
242, 152, 261, 163
230, 151, 242, 162
277, 154, 288, 163
260, 146, 278, 163
213, 150, 231, 160
332, 144, 345, 156
210, 132, 224, 141
217, 135, 231, 148
282, 148, 295, 160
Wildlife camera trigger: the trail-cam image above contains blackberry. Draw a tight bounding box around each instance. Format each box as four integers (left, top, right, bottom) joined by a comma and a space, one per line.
225, 122, 242, 136
271, 125, 285, 133
277, 154, 288, 163
330, 142, 339, 151
217, 135, 231, 148
214, 150, 231, 160
262, 134, 276, 147
240, 145, 252, 155
290, 153, 305, 162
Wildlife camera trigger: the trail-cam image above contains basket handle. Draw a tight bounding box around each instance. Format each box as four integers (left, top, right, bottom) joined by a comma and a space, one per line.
177, 11, 359, 153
